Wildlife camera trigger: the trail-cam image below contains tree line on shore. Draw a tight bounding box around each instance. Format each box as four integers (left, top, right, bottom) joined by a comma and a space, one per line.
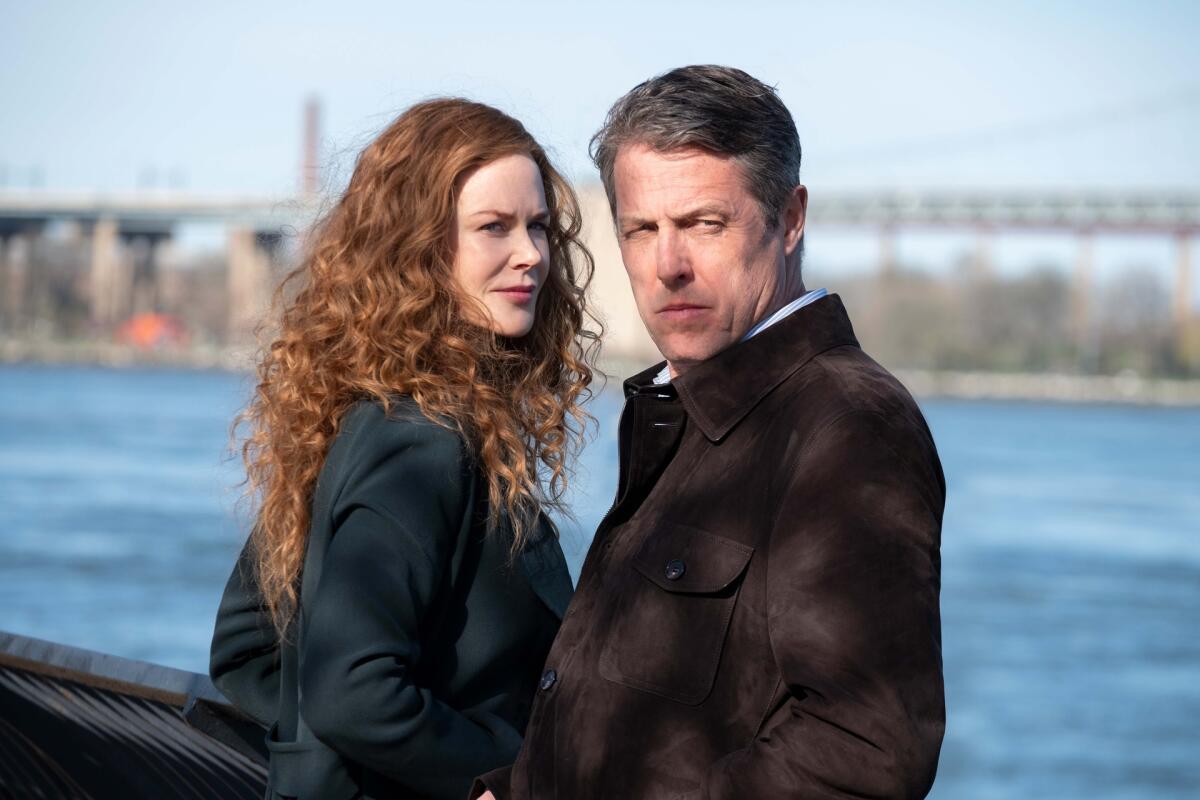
1, 241, 1196, 378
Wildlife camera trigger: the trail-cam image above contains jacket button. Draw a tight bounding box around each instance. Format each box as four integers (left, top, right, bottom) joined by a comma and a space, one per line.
540, 668, 558, 691
664, 559, 686, 581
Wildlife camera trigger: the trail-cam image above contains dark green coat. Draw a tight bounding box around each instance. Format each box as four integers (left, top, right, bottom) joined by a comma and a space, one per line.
210, 399, 573, 800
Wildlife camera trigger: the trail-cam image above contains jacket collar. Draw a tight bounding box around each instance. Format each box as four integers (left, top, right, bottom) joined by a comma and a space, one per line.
624, 293, 860, 442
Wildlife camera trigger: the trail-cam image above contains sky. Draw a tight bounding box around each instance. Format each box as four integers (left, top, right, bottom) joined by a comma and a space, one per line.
2, 0, 1199, 280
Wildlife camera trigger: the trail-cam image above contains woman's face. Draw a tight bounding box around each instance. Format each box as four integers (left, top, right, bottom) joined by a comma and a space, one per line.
451, 153, 551, 338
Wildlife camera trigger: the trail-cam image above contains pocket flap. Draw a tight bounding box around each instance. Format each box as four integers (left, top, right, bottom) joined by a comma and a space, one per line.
632, 524, 753, 594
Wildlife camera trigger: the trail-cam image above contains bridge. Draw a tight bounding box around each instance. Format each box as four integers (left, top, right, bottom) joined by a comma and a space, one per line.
808, 189, 1200, 233
0, 192, 320, 338
804, 189, 1200, 355
0, 192, 309, 227
1, 187, 1196, 354
581, 187, 1200, 359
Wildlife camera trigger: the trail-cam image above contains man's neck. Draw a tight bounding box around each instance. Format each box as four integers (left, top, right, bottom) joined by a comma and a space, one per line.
754, 282, 808, 330
662, 285, 822, 381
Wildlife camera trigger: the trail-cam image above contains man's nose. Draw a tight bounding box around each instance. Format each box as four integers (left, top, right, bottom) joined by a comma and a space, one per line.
655, 228, 692, 285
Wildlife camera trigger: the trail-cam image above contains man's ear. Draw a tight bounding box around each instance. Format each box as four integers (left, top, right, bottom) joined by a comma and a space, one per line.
782, 184, 807, 257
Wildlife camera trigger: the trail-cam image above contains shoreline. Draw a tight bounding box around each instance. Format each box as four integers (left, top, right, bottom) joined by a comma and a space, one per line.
5, 339, 1200, 408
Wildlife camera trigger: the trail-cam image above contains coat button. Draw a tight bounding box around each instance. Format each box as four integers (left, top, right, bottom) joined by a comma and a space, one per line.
664, 559, 686, 581
540, 668, 558, 691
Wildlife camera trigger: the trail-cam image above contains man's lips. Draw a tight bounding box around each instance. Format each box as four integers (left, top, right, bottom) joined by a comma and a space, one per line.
657, 303, 709, 320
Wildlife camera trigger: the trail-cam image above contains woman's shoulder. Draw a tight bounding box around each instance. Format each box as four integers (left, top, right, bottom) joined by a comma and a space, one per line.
339, 396, 462, 446
322, 397, 469, 489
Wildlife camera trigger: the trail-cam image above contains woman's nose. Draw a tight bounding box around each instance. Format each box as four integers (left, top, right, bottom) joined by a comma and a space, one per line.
511, 230, 545, 270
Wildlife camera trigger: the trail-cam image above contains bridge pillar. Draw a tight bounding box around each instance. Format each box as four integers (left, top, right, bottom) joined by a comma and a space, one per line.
153, 238, 180, 311
1071, 231, 1095, 369
1175, 232, 1197, 368
878, 226, 896, 276
1174, 233, 1192, 327
125, 233, 173, 317
129, 236, 154, 316
0, 233, 31, 332
972, 229, 992, 280
227, 227, 280, 341
89, 217, 130, 327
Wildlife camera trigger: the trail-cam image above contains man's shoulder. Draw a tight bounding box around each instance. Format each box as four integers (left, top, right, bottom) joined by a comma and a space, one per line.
766, 348, 944, 504
813, 346, 919, 414
774, 344, 933, 448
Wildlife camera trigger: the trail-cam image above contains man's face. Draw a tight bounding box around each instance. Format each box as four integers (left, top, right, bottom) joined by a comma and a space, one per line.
612, 144, 806, 377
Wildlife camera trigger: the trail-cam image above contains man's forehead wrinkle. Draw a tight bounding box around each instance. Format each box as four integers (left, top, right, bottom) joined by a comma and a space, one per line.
614, 145, 754, 228
623, 172, 742, 207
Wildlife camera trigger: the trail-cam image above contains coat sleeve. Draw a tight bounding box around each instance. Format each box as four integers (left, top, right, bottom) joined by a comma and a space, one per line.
470, 765, 512, 800
700, 409, 946, 800
297, 411, 523, 798
209, 534, 281, 726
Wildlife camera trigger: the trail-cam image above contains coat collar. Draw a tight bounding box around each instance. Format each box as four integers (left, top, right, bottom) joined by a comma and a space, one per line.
623, 293, 860, 442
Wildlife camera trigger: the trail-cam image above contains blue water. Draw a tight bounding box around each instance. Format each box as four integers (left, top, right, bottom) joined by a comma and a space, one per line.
1, 365, 1198, 798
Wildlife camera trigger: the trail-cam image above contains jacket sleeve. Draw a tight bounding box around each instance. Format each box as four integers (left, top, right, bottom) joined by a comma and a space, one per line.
297, 411, 523, 798
701, 409, 946, 800
470, 765, 512, 800
209, 534, 281, 726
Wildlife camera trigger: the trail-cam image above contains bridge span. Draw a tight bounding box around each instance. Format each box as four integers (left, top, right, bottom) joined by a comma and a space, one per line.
1, 187, 1196, 355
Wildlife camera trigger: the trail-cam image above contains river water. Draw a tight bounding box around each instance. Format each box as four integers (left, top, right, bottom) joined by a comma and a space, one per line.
1, 364, 1197, 798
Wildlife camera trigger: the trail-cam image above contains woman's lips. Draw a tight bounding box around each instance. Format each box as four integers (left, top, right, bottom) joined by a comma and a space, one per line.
495, 286, 537, 304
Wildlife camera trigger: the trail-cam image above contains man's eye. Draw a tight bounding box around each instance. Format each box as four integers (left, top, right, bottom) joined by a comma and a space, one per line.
624, 224, 654, 239
698, 219, 724, 230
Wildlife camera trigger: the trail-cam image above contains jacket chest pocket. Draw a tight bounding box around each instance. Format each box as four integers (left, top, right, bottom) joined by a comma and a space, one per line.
598, 523, 753, 705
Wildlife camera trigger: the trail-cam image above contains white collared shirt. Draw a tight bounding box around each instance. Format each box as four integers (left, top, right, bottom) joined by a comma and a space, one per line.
652, 288, 829, 385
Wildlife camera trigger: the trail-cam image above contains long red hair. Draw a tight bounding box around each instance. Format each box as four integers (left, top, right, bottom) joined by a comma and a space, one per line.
237, 99, 599, 634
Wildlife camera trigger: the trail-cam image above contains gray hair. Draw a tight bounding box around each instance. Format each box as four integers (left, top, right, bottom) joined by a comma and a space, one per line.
590, 65, 802, 228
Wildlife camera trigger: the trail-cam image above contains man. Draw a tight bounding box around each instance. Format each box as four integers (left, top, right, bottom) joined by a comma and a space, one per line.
475, 65, 946, 800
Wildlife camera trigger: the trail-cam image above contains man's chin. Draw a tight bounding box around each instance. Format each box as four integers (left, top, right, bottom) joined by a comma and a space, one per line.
654, 338, 731, 375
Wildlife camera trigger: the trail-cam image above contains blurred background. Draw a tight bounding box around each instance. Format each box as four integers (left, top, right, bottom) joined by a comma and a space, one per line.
1, 1, 1198, 797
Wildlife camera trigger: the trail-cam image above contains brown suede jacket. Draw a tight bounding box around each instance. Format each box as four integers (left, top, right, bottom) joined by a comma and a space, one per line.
474, 294, 946, 799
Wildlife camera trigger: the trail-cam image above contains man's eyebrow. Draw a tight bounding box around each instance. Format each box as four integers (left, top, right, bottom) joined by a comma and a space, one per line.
617, 214, 653, 229
674, 204, 730, 221
617, 204, 734, 230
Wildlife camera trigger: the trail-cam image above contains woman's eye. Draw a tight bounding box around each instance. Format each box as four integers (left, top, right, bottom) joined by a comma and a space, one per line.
529, 220, 549, 232
481, 221, 506, 233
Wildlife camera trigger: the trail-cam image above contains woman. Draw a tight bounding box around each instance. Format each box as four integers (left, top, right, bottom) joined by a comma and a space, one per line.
209, 99, 597, 800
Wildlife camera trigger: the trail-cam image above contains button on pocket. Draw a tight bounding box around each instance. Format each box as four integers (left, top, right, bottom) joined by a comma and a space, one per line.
599, 524, 753, 705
